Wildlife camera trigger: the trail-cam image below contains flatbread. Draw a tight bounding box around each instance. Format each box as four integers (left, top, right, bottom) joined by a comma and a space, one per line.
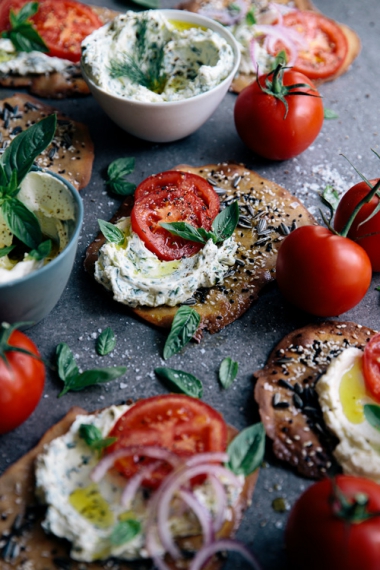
254, 321, 376, 479
0, 407, 258, 570
0, 6, 118, 99
85, 162, 316, 336
0, 93, 94, 190
177, 0, 361, 93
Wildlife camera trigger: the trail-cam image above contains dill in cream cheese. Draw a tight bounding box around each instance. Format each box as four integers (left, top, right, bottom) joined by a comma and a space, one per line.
95, 217, 237, 307
81, 10, 235, 102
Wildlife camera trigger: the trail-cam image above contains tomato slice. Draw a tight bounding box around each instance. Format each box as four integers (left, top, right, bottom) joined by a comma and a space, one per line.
0, 0, 102, 63
271, 11, 348, 80
131, 171, 220, 261
363, 333, 380, 403
107, 394, 228, 489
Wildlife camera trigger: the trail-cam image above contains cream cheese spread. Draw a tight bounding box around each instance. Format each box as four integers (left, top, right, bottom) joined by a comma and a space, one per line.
0, 38, 75, 76
0, 170, 76, 284
316, 347, 380, 483
94, 217, 237, 307
35, 405, 243, 562
81, 10, 235, 102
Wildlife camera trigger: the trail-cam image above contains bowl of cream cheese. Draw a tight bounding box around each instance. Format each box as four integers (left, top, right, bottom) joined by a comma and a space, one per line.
0, 167, 83, 326
81, 9, 240, 142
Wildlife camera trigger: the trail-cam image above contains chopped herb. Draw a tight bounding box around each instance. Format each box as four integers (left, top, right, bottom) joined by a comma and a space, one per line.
219, 357, 239, 389
110, 520, 141, 546
245, 7, 256, 25
324, 108, 339, 120
107, 157, 136, 196
96, 327, 116, 356
163, 306, 201, 360
79, 423, 117, 451
2, 2, 48, 54
155, 367, 203, 398
98, 219, 124, 245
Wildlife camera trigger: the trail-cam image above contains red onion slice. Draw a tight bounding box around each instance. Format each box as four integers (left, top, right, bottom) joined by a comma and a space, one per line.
178, 489, 214, 545
90, 445, 181, 483
121, 461, 162, 508
146, 524, 171, 570
189, 539, 262, 570
208, 475, 227, 532
184, 452, 229, 467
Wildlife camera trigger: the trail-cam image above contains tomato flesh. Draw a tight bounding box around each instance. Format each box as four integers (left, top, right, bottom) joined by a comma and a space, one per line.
363, 333, 380, 402
0, 330, 45, 434
107, 394, 228, 489
131, 171, 220, 261
272, 11, 348, 80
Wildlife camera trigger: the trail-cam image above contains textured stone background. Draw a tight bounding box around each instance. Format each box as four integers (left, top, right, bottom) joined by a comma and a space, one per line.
1, 0, 379, 568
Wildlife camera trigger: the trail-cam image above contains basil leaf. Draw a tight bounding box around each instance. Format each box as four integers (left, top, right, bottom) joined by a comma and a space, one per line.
212, 201, 239, 243
109, 180, 136, 196
59, 366, 127, 397
245, 6, 256, 24
131, 0, 159, 8
1, 114, 56, 185
56, 342, 79, 383
108, 157, 135, 179
364, 404, 380, 431
12, 1, 39, 22
163, 306, 201, 360
155, 367, 203, 398
91, 436, 117, 451
0, 245, 15, 258
2, 197, 42, 248
5, 23, 48, 53
227, 422, 265, 476
98, 219, 124, 245
324, 108, 339, 120
96, 327, 116, 356
160, 221, 208, 244
28, 239, 51, 261
219, 357, 239, 389
110, 520, 141, 547
79, 424, 117, 451
321, 184, 340, 213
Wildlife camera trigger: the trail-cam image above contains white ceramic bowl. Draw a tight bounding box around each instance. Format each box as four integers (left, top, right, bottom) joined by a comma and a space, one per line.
81, 9, 240, 143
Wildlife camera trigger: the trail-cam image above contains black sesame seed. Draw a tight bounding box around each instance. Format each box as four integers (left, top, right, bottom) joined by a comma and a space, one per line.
293, 393, 303, 409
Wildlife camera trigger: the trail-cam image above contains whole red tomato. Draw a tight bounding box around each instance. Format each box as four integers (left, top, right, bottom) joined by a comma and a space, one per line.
286, 476, 380, 570
0, 325, 45, 434
276, 225, 371, 316
334, 179, 380, 271
234, 67, 324, 160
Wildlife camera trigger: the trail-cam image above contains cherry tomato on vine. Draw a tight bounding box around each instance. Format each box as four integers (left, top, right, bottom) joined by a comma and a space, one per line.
334, 179, 380, 272
276, 225, 372, 316
363, 332, 380, 403
0, 323, 45, 434
234, 66, 324, 160
286, 476, 380, 570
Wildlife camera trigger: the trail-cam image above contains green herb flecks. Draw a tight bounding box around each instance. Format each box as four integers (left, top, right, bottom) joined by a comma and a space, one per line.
107, 157, 136, 196
56, 342, 126, 397
245, 6, 256, 24
79, 423, 117, 452
364, 404, 380, 431
163, 306, 201, 360
2, 2, 48, 54
109, 16, 167, 94
227, 422, 265, 476
110, 520, 141, 546
98, 219, 125, 245
155, 367, 203, 398
96, 327, 116, 356
219, 357, 238, 389
324, 108, 339, 120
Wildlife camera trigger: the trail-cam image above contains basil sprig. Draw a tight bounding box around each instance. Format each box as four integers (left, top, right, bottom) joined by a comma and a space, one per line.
161, 201, 239, 246
324, 108, 339, 120
98, 219, 124, 245
227, 422, 265, 476
28, 239, 51, 261
110, 520, 141, 546
163, 306, 201, 360
0, 114, 57, 249
56, 342, 126, 397
364, 404, 380, 431
219, 357, 239, 389
79, 423, 117, 451
155, 367, 203, 398
2, 2, 48, 54
107, 157, 136, 196
96, 327, 116, 356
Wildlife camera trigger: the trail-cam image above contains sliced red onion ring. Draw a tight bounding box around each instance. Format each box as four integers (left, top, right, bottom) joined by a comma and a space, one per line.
90, 445, 181, 483
145, 524, 171, 570
184, 452, 229, 467
178, 489, 214, 545
208, 475, 227, 532
199, 0, 248, 26
189, 539, 262, 570
268, 2, 284, 25
121, 461, 162, 508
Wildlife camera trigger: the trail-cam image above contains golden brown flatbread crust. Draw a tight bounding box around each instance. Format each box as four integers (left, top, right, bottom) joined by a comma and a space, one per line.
84, 162, 316, 336
0, 6, 118, 99
0, 407, 258, 570
0, 93, 94, 190
254, 321, 376, 479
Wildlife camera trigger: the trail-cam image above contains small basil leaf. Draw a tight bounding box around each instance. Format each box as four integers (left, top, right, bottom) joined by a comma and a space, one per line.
108, 157, 135, 179
56, 342, 79, 383
91, 436, 117, 451
98, 219, 124, 245
212, 201, 239, 243
28, 239, 51, 261
163, 306, 201, 360
160, 221, 207, 244
96, 327, 116, 356
109, 179, 136, 196
245, 7, 256, 25
364, 404, 380, 431
130, 0, 159, 8
7, 24, 48, 53
219, 357, 239, 389
79, 424, 103, 446
324, 108, 339, 120
110, 520, 141, 546
2, 197, 42, 248
0, 245, 15, 258
13, 1, 39, 22
227, 422, 265, 476
155, 367, 203, 398
1, 114, 56, 185
60, 366, 127, 396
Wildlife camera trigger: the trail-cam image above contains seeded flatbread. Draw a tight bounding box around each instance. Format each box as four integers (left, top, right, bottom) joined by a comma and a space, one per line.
0, 6, 118, 99
0, 93, 94, 190
0, 406, 258, 570
254, 321, 376, 479
85, 162, 316, 336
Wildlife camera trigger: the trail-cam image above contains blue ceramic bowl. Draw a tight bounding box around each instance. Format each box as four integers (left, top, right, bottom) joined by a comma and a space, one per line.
0, 168, 84, 326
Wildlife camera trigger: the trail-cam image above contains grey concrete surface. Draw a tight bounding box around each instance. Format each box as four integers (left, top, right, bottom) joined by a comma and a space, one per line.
1, 0, 380, 568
